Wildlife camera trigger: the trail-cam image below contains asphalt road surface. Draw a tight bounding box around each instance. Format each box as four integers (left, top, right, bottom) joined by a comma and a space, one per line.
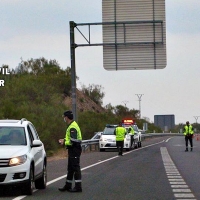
1, 135, 200, 200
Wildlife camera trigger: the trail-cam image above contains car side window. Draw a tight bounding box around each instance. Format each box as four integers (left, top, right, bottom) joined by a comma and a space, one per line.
27, 126, 34, 144
29, 124, 39, 140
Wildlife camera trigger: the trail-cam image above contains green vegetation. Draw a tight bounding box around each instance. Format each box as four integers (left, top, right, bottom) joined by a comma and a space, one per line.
0, 57, 162, 156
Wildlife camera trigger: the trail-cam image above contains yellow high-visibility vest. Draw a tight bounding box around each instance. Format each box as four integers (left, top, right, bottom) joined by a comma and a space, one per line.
65, 121, 82, 146
183, 125, 194, 136
115, 127, 126, 141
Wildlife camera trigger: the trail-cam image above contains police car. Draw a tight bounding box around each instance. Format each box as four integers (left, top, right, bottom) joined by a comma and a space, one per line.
99, 124, 133, 152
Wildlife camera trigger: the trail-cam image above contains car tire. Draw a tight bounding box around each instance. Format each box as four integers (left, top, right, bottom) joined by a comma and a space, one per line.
134, 142, 138, 149
138, 142, 142, 148
23, 166, 34, 195
35, 163, 47, 189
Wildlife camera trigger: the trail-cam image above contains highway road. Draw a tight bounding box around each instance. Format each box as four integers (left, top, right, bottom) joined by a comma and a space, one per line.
1, 135, 200, 200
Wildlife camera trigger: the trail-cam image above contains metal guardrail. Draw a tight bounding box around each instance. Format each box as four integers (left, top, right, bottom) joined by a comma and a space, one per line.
81, 139, 100, 152
81, 133, 183, 152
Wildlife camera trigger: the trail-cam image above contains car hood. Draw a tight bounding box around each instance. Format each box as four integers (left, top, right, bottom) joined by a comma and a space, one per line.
0, 146, 28, 158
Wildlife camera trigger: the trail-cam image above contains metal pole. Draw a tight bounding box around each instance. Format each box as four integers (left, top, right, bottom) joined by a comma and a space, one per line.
135, 94, 144, 118
70, 21, 77, 121
193, 116, 200, 124
122, 100, 128, 107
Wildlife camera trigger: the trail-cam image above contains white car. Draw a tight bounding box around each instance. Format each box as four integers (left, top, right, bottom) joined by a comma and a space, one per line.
99, 124, 135, 151
0, 118, 47, 195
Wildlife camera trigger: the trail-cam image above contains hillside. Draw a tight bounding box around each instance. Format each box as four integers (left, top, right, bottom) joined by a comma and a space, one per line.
63, 89, 106, 113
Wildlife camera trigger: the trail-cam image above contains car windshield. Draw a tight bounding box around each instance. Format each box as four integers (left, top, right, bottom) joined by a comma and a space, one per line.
132, 125, 139, 132
0, 127, 26, 145
102, 127, 116, 135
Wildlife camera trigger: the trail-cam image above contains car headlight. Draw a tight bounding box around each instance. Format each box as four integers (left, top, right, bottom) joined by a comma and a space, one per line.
9, 155, 27, 166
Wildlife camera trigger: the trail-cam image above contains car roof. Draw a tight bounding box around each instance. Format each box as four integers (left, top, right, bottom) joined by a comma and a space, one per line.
0, 118, 30, 127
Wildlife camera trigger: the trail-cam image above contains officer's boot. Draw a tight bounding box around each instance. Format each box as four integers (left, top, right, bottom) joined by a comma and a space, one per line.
58, 182, 72, 191
191, 147, 193, 151
69, 182, 82, 192
185, 147, 188, 152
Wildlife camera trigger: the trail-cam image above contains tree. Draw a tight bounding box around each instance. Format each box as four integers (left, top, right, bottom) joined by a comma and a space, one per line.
113, 105, 139, 119
81, 84, 105, 106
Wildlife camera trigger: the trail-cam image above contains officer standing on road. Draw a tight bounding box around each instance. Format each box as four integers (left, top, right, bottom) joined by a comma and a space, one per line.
58, 110, 82, 192
183, 121, 194, 152
128, 126, 135, 148
114, 122, 126, 156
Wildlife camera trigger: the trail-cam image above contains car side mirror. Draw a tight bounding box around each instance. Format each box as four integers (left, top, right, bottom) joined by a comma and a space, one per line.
31, 140, 42, 148
97, 132, 102, 136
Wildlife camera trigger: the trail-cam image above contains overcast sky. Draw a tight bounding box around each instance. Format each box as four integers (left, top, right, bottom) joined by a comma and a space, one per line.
1, 0, 200, 125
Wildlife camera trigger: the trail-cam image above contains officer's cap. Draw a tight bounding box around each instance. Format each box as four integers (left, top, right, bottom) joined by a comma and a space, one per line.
63, 110, 73, 120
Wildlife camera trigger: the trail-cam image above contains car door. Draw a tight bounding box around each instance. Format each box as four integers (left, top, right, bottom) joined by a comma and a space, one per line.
27, 124, 43, 176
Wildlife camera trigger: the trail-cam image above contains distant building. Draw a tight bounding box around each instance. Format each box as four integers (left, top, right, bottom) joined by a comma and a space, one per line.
154, 115, 175, 132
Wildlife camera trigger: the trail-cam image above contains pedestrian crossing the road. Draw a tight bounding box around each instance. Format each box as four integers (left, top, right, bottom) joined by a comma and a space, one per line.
161, 147, 196, 200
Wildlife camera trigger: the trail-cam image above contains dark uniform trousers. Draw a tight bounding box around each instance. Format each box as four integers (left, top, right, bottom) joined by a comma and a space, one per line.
67, 144, 82, 188
116, 141, 124, 155
185, 135, 193, 150
130, 135, 134, 147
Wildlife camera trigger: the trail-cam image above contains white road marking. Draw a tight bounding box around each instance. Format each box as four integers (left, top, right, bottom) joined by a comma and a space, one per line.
168, 176, 182, 178
171, 185, 189, 188
174, 193, 195, 198
165, 137, 173, 142
161, 147, 196, 200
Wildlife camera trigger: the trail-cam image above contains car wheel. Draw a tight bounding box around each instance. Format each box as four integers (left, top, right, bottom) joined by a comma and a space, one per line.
35, 163, 47, 189
23, 166, 34, 195
138, 142, 141, 147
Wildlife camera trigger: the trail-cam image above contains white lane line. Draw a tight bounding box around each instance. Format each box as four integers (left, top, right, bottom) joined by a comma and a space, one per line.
173, 189, 192, 193
171, 185, 189, 188
169, 179, 185, 181
169, 181, 186, 185
165, 137, 173, 143
174, 194, 195, 198
12, 140, 165, 200
161, 147, 196, 200
168, 176, 182, 178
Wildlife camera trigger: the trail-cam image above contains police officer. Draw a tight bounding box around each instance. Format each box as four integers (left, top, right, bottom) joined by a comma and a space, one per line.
114, 122, 126, 156
128, 126, 135, 148
58, 110, 82, 192
183, 121, 194, 152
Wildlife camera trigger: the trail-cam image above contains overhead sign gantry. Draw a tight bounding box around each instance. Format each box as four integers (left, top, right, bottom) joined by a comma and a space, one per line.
70, 0, 166, 120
